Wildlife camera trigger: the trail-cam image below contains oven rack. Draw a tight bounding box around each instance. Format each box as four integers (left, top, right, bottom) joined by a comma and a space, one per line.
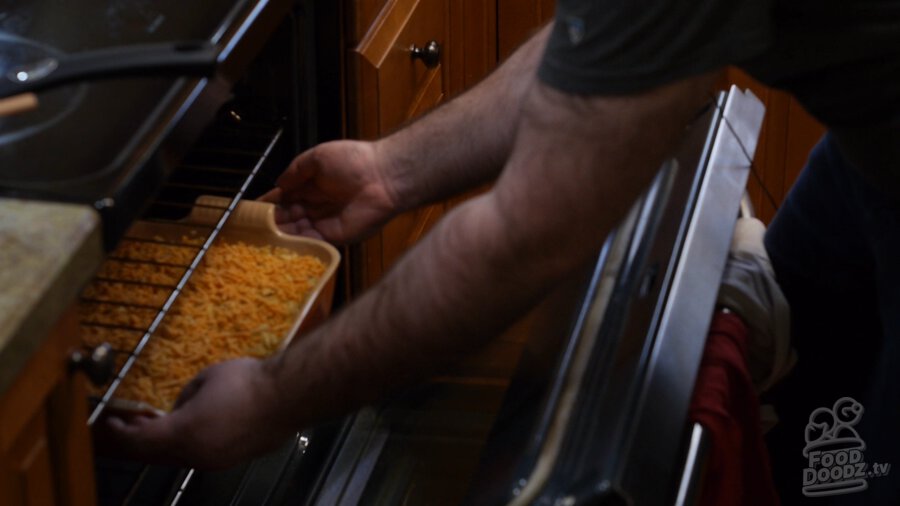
81, 120, 284, 426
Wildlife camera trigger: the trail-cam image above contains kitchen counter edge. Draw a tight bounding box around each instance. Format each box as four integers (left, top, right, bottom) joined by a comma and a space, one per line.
0, 198, 103, 397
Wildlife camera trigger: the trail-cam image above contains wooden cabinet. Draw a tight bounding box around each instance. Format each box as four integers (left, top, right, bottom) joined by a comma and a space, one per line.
342, 0, 559, 289
349, 0, 450, 287
497, 0, 555, 59
344, 0, 547, 387
0, 309, 96, 506
346, 0, 498, 288
349, 0, 450, 138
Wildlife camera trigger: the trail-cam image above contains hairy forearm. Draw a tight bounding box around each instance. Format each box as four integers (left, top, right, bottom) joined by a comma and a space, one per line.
264, 73, 716, 428
378, 25, 551, 211
265, 197, 535, 424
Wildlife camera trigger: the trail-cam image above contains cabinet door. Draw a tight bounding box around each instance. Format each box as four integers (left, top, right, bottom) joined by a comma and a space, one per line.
498, 0, 555, 59
0, 309, 96, 506
348, 0, 496, 288
0, 410, 56, 506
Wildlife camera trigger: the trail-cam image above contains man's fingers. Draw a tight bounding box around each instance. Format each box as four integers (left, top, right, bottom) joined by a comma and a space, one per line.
173, 374, 205, 410
276, 150, 319, 190
273, 203, 307, 224
102, 414, 184, 466
276, 217, 324, 239
272, 205, 321, 238
258, 187, 282, 204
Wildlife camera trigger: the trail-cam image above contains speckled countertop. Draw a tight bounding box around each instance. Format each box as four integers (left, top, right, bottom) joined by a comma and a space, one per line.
0, 198, 103, 396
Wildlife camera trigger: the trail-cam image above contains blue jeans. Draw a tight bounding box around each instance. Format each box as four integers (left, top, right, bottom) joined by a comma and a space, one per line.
764, 133, 900, 505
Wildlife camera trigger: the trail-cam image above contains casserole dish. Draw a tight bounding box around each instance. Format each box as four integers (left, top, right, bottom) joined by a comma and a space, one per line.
84, 195, 340, 414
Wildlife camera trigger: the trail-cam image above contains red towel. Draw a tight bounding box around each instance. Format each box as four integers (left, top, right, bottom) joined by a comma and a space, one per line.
689, 311, 781, 506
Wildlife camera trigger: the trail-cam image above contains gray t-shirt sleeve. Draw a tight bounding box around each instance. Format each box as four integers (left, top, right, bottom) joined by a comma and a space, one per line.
538, 0, 775, 95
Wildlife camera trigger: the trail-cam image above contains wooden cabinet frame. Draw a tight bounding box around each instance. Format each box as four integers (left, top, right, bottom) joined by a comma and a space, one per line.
0, 308, 96, 506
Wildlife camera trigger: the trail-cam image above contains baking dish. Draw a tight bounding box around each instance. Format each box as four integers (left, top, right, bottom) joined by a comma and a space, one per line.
89, 195, 340, 415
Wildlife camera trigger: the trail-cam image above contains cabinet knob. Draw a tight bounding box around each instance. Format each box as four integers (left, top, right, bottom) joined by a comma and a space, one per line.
410, 41, 441, 68
69, 343, 115, 386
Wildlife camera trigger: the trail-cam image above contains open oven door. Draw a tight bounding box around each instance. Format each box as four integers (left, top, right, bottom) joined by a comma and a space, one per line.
303, 86, 766, 506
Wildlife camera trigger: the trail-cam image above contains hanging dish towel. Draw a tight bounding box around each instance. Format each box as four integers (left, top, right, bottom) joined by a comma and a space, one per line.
689, 311, 781, 506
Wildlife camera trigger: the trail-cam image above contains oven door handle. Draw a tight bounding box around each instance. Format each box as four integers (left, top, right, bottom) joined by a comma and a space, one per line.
1, 40, 219, 99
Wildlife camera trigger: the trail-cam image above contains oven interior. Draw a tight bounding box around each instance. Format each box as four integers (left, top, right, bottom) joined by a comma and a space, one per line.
69, 3, 355, 504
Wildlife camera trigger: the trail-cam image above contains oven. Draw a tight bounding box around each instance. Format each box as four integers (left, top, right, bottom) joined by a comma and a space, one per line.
0, 0, 767, 502
1, 1, 347, 504
0, 0, 342, 247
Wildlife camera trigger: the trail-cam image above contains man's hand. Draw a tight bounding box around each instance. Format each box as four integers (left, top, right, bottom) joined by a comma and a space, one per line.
104, 358, 291, 470
260, 140, 398, 244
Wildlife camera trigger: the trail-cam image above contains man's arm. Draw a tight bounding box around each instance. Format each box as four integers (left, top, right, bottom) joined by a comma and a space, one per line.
375, 25, 552, 211
108, 54, 717, 470
266, 73, 717, 426
266, 26, 552, 244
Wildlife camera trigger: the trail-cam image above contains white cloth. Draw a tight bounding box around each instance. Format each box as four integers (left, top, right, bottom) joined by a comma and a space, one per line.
717, 217, 796, 394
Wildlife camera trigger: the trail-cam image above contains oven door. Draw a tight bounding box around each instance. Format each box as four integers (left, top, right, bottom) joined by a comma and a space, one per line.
0, 0, 296, 249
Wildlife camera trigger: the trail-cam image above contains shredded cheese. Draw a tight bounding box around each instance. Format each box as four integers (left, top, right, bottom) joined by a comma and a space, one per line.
79, 237, 326, 411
